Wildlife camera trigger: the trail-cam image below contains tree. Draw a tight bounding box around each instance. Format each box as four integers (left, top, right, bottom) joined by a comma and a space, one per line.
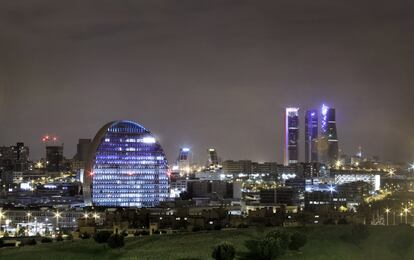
289, 232, 307, 251
107, 234, 124, 249
94, 231, 112, 247
212, 242, 236, 260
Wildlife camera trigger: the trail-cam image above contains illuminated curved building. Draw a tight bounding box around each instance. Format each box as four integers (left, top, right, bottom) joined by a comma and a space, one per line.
83, 120, 169, 207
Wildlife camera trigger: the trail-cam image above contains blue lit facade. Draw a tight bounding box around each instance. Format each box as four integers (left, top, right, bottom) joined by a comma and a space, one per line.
321, 104, 339, 164
83, 120, 169, 207
305, 109, 318, 162
284, 108, 299, 165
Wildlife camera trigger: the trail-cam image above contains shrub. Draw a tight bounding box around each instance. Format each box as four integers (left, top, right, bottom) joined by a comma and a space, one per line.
0, 238, 4, 248
237, 223, 249, 228
192, 225, 202, 232
94, 231, 112, 245
56, 234, 64, 242
289, 232, 307, 251
66, 234, 73, 241
341, 224, 369, 246
243, 237, 286, 260
80, 232, 91, 239
323, 218, 335, 225
266, 230, 290, 250
107, 234, 124, 249
338, 218, 348, 225
22, 238, 37, 246
134, 230, 150, 236
212, 242, 236, 260
41, 237, 53, 243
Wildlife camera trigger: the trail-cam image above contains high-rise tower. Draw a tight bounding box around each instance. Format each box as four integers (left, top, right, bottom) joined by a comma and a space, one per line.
305, 109, 318, 162
284, 108, 299, 165
177, 147, 191, 175
321, 104, 338, 164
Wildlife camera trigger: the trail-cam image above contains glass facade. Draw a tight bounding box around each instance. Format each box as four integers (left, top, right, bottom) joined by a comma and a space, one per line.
84, 121, 169, 207
285, 108, 299, 165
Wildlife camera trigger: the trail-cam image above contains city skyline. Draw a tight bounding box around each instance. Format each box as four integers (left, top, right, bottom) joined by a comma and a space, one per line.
0, 1, 413, 163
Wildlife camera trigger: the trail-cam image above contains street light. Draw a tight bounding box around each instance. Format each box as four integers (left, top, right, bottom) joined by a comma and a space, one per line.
54, 211, 61, 232
0, 209, 5, 234
385, 208, 390, 226
403, 208, 409, 224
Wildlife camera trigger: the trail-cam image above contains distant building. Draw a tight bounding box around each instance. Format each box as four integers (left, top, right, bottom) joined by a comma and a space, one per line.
46, 145, 64, 172
284, 108, 299, 165
305, 109, 318, 162
0, 142, 29, 171
260, 187, 297, 205
222, 160, 252, 175
177, 147, 191, 175
320, 104, 339, 164
207, 148, 220, 170
74, 138, 91, 162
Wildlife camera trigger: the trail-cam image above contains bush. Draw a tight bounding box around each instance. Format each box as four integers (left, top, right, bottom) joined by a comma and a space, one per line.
266, 230, 290, 250
243, 237, 286, 260
192, 225, 202, 232
289, 232, 307, 251
22, 238, 37, 246
0, 238, 4, 248
94, 231, 112, 244
56, 234, 64, 242
41, 237, 53, 243
212, 242, 236, 260
341, 224, 369, 246
107, 234, 124, 249
237, 223, 249, 228
66, 234, 73, 241
134, 230, 150, 236
80, 232, 91, 239
323, 218, 335, 225
338, 218, 348, 225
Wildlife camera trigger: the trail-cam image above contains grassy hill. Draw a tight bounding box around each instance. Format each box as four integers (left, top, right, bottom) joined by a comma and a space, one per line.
1, 226, 413, 260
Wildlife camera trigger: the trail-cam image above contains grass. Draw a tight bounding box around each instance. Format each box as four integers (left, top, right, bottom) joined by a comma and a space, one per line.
1, 226, 413, 260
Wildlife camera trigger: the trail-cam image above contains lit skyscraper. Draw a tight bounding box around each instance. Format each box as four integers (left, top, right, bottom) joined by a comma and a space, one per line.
83, 120, 169, 207
305, 109, 318, 162
321, 104, 339, 164
284, 107, 299, 165
207, 148, 220, 169
177, 147, 191, 175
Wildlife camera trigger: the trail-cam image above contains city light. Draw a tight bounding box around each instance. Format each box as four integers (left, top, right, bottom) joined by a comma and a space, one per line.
142, 136, 156, 144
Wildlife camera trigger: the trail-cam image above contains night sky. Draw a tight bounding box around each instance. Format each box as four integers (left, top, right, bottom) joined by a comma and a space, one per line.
0, 0, 413, 164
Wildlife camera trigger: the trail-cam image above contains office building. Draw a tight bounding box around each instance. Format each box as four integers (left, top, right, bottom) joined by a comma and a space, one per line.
46, 145, 64, 172
305, 109, 318, 162
321, 104, 339, 164
83, 120, 169, 207
177, 147, 191, 175
74, 138, 91, 162
284, 107, 299, 165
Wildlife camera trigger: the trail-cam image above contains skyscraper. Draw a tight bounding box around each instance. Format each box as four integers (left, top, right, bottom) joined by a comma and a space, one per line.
177, 147, 191, 175
321, 104, 339, 164
207, 148, 220, 170
305, 110, 318, 162
284, 107, 299, 165
83, 120, 169, 207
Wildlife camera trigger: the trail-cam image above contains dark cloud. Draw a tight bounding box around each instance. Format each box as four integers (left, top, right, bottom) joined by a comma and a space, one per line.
0, 0, 413, 163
